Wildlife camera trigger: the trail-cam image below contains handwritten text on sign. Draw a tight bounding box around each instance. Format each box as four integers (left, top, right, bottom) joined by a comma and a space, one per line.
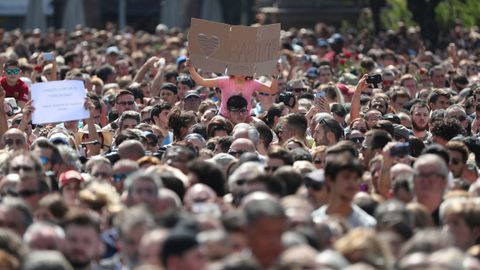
31, 80, 89, 124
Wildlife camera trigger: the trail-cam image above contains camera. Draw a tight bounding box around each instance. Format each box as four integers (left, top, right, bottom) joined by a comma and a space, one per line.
277, 92, 296, 108
366, 74, 382, 88
390, 142, 410, 157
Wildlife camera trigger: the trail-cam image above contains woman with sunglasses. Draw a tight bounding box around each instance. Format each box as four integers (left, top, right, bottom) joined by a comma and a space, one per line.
187, 59, 278, 118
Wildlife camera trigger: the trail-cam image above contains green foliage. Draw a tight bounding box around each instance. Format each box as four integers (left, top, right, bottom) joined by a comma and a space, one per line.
436, 0, 480, 28
380, 0, 415, 30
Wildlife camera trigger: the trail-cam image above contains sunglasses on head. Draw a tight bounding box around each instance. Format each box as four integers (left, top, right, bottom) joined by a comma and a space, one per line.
5, 68, 20, 75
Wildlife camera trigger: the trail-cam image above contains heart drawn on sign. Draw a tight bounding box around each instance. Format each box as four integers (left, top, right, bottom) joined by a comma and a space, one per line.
197, 33, 220, 57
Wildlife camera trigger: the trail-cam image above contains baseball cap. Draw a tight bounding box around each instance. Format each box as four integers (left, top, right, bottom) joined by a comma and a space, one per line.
160, 83, 178, 95
227, 95, 247, 111
176, 56, 187, 66
306, 67, 319, 78
59, 170, 84, 189
327, 33, 344, 45
393, 124, 411, 141
106, 46, 120, 55
184, 90, 200, 100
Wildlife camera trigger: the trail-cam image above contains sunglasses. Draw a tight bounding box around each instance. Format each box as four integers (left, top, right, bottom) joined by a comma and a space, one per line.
258, 92, 271, 96
313, 159, 323, 165
292, 88, 306, 93
229, 108, 247, 114
228, 149, 247, 157
265, 166, 279, 172
39, 156, 50, 165
4, 138, 25, 146
117, 101, 135, 106
305, 179, 323, 191
349, 137, 365, 144
5, 68, 20, 75
11, 165, 34, 173
353, 127, 367, 133
113, 172, 132, 183
17, 189, 38, 198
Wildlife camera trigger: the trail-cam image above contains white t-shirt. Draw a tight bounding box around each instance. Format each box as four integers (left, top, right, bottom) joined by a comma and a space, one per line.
311, 203, 377, 228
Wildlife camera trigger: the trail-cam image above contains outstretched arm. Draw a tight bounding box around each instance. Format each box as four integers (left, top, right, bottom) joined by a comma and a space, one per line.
349, 74, 369, 124
186, 58, 218, 88
133, 56, 159, 83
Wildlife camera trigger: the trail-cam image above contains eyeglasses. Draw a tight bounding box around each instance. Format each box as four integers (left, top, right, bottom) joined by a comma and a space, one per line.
5, 68, 20, 75
117, 101, 135, 106
17, 189, 38, 198
4, 138, 25, 146
349, 137, 365, 144
228, 149, 247, 157
305, 179, 323, 191
258, 92, 271, 97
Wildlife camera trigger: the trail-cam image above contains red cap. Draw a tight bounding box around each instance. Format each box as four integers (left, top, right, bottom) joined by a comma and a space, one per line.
59, 170, 84, 189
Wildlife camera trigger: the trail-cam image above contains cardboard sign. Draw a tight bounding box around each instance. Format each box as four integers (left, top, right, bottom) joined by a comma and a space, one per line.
188, 18, 280, 76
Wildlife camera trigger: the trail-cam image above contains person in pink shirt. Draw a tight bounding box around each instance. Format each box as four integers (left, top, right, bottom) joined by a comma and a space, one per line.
187, 59, 278, 117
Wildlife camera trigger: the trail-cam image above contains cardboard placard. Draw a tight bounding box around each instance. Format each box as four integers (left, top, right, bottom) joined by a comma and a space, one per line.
188, 18, 280, 76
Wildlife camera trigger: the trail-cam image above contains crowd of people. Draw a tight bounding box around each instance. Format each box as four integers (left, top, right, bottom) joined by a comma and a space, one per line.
0, 18, 479, 270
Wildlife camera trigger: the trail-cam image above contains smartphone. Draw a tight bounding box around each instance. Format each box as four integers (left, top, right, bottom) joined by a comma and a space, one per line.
390, 142, 410, 157
43, 52, 54, 61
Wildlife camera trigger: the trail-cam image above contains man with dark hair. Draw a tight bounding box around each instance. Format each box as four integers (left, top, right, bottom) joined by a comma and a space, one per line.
410, 101, 431, 141
431, 119, 465, 146
253, 121, 273, 156
243, 196, 285, 269
265, 146, 293, 174
64, 52, 81, 69
313, 117, 343, 147
226, 95, 249, 125
160, 83, 178, 106
161, 229, 207, 270
312, 153, 375, 228
118, 110, 141, 132
96, 64, 116, 84
389, 87, 411, 113
445, 140, 469, 179
276, 113, 308, 146
429, 65, 446, 88
151, 102, 173, 145
62, 209, 101, 270
362, 129, 392, 168
427, 88, 451, 111
1, 59, 29, 107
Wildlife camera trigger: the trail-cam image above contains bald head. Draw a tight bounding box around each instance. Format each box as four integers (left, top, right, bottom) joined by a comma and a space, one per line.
390, 163, 414, 181
183, 183, 216, 211
118, 140, 145, 161
229, 138, 256, 156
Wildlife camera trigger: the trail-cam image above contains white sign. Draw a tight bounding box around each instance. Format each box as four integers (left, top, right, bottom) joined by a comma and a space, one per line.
31, 80, 89, 124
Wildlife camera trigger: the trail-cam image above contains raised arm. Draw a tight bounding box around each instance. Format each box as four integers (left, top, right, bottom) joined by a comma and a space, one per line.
133, 56, 159, 83
257, 77, 278, 94
349, 74, 368, 124
0, 86, 8, 138
186, 59, 218, 88
84, 98, 101, 155
18, 100, 33, 132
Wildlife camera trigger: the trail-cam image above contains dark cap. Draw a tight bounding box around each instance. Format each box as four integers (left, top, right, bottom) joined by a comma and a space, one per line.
383, 113, 401, 124
184, 90, 200, 100
328, 33, 344, 45
306, 67, 319, 78
160, 83, 178, 95
161, 230, 199, 266
227, 95, 247, 111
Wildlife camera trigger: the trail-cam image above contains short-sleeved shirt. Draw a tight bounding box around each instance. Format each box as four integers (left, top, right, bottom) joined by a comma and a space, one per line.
0, 76, 29, 103
217, 76, 261, 117
311, 204, 377, 228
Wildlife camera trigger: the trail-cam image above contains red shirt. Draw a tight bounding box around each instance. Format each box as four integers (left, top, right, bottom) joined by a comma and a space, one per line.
0, 76, 29, 103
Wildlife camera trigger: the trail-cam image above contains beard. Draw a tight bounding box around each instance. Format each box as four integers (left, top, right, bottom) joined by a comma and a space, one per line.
412, 120, 428, 132
65, 252, 91, 270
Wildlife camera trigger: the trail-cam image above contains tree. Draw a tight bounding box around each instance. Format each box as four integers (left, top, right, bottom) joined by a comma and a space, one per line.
406, 0, 441, 49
